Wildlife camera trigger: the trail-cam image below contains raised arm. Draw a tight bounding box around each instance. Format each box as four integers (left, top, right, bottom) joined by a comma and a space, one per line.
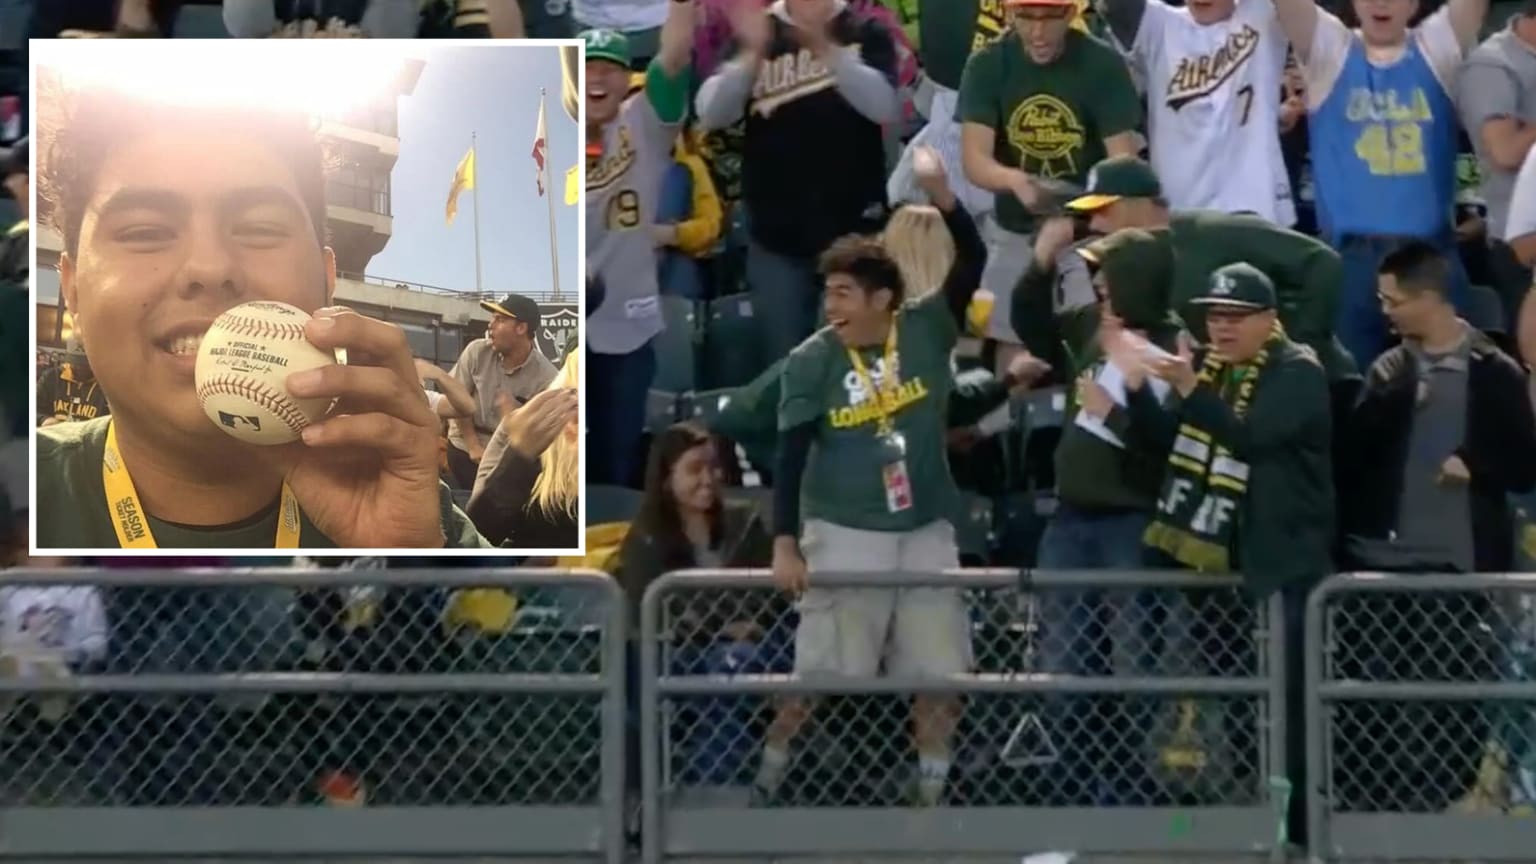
1445, 0, 1491, 52
695, 3, 769, 131
823, 15, 901, 125
1270, 0, 1322, 65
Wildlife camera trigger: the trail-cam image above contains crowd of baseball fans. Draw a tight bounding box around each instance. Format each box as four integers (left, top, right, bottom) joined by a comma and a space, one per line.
2, 0, 1536, 853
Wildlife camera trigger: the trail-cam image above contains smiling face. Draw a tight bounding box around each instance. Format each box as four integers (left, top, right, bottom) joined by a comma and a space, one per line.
824, 273, 893, 345
60, 126, 333, 445
585, 59, 631, 126
668, 442, 720, 516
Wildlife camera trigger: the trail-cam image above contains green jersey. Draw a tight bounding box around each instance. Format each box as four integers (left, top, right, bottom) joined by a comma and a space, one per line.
35, 417, 489, 550
956, 29, 1140, 235
779, 292, 959, 533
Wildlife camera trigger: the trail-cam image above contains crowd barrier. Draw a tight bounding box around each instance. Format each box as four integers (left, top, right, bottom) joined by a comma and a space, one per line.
1306, 572, 1536, 863
4, 566, 1535, 862
0, 568, 628, 863
639, 569, 1289, 864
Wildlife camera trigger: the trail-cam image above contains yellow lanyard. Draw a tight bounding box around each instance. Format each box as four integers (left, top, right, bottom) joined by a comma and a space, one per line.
845, 317, 901, 436
102, 420, 301, 549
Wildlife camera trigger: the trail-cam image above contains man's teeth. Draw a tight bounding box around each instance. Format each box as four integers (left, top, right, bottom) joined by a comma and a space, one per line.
166, 334, 203, 356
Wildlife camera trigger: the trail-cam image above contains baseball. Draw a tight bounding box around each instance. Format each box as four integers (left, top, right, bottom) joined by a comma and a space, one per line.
194, 301, 338, 445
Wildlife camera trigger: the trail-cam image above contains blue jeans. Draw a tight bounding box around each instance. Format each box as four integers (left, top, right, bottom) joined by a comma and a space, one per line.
587, 340, 657, 487
746, 240, 822, 362
1334, 233, 1470, 371
1035, 506, 1155, 805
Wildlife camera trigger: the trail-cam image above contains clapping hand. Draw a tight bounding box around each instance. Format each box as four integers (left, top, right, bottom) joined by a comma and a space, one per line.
1144, 331, 1199, 397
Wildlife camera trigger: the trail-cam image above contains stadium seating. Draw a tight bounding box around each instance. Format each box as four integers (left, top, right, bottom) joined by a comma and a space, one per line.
701, 294, 766, 389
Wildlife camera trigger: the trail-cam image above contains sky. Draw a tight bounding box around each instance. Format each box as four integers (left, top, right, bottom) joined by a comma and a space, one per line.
370, 44, 580, 304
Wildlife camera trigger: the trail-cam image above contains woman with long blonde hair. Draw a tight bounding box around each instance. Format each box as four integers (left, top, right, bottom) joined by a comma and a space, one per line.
467, 348, 580, 549
882, 146, 985, 308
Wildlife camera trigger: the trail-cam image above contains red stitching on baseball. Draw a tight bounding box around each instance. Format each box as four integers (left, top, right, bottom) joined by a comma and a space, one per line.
196, 375, 311, 436
216, 314, 308, 342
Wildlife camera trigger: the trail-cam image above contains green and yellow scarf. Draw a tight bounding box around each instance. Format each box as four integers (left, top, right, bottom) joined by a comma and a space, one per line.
1144, 322, 1285, 572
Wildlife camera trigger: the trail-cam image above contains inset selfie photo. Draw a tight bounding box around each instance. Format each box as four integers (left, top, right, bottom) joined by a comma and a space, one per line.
28, 38, 584, 554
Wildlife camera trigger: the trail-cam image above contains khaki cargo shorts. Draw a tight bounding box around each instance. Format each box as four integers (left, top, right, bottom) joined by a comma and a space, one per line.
794, 519, 973, 679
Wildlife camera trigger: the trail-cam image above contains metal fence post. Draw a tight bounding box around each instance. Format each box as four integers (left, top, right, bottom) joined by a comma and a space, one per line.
1265, 591, 1289, 864
638, 573, 667, 864
1304, 575, 1333, 864
601, 572, 628, 864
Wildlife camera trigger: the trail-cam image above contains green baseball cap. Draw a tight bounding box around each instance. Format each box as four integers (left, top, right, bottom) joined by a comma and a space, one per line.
1193, 263, 1277, 311
1075, 228, 1174, 324
581, 29, 633, 69
1065, 155, 1163, 212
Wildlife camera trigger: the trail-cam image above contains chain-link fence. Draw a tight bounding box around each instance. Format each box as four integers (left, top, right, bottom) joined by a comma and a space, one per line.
1306, 572, 1536, 862
639, 568, 1289, 864
0, 567, 627, 862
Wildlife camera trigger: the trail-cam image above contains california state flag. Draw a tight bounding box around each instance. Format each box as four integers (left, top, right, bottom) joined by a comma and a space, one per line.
532, 97, 548, 196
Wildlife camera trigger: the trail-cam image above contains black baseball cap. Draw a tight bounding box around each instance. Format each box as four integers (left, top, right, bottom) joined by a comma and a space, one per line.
1191, 263, 1277, 311
480, 293, 540, 324
2, 137, 26, 179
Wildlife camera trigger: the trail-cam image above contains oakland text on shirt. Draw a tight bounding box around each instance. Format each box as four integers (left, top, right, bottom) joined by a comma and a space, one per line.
1347, 87, 1433, 177
588, 124, 637, 194
1007, 95, 1087, 178
828, 355, 932, 430
1165, 24, 1261, 111
750, 44, 866, 117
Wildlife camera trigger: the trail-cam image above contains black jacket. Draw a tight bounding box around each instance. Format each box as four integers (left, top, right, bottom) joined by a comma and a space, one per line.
1339, 330, 1536, 572
1129, 339, 1335, 596
466, 449, 577, 550
612, 499, 774, 631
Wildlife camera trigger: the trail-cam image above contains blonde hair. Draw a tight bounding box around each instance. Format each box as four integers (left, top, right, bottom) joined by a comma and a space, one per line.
529, 349, 579, 519
883, 205, 955, 301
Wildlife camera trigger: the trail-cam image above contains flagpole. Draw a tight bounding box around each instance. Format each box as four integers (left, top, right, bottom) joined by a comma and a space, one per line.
471, 131, 484, 297
541, 89, 562, 301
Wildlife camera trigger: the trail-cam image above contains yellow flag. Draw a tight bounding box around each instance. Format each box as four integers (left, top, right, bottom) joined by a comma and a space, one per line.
564, 164, 579, 205
446, 147, 476, 225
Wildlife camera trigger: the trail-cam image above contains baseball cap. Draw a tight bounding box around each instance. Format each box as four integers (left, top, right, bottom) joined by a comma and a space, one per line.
1191, 263, 1277, 312
1065, 155, 1162, 213
1, 137, 26, 179
480, 293, 541, 324
582, 29, 633, 69
1004, 0, 1077, 6
1075, 228, 1174, 321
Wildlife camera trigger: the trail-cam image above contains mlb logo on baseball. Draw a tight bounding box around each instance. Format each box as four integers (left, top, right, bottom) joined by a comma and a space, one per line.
218, 412, 263, 433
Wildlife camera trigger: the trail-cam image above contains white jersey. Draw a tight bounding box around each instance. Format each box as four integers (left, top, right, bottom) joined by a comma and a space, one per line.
1129, 0, 1295, 225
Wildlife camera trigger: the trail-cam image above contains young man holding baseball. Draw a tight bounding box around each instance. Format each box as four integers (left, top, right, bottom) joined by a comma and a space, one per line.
32, 84, 498, 550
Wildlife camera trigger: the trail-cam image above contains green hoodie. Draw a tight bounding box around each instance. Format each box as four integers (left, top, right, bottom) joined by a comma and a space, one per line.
1012, 228, 1185, 512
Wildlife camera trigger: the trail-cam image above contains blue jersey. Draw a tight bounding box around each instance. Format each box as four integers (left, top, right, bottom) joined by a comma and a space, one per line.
1308, 31, 1458, 240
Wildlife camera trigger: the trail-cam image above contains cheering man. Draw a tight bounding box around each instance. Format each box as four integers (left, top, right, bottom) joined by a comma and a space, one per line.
33, 79, 486, 550
585, 0, 694, 486
754, 157, 986, 809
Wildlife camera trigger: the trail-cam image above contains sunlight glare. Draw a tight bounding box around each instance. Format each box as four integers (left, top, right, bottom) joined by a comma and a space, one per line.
34, 40, 409, 117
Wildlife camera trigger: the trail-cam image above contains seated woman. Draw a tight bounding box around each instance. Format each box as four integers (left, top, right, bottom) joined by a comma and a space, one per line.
612, 421, 772, 633
466, 348, 580, 550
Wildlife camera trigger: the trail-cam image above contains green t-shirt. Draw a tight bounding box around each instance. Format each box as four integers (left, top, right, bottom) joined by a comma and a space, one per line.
35, 417, 489, 550
956, 29, 1141, 235
778, 292, 959, 533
